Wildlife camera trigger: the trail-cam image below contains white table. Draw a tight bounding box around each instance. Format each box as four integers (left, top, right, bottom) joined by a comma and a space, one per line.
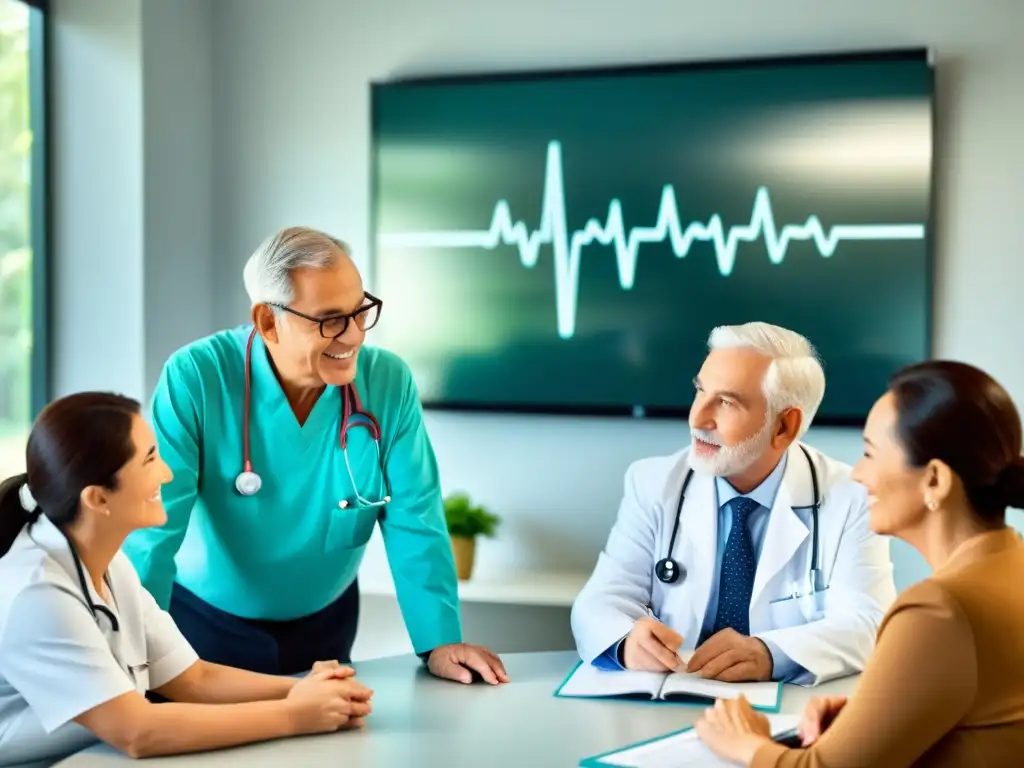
57, 651, 859, 767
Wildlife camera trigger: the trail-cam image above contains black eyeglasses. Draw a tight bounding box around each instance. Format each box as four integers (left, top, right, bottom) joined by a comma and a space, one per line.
271, 292, 383, 339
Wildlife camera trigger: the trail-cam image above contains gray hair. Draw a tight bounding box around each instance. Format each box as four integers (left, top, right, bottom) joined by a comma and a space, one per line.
242, 226, 351, 307
707, 321, 825, 438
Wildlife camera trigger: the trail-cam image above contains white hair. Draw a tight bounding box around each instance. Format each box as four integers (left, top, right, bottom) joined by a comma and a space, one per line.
242, 226, 351, 307
707, 321, 825, 438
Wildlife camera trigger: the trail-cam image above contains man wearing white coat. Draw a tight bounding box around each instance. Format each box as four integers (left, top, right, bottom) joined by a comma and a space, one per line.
571, 322, 897, 686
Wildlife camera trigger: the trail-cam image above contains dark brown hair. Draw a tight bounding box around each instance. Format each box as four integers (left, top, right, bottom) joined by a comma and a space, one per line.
889, 360, 1024, 523
0, 392, 141, 557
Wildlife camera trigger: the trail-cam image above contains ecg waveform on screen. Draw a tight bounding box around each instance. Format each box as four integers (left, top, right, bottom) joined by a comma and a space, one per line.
378, 140, 927, 340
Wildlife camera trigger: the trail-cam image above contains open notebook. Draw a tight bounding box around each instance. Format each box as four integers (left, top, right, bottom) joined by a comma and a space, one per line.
555, 658, 783, 712
579, 715, 801, 767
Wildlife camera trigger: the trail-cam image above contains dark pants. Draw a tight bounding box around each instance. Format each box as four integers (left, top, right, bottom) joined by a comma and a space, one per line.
169, 579, 360, 675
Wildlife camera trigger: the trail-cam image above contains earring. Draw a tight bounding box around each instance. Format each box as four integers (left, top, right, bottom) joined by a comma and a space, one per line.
925, 497, 937, 511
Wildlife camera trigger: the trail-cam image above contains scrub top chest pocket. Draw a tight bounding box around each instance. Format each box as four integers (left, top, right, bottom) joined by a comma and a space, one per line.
324, 502, 381, 552
323, 412, 389, 552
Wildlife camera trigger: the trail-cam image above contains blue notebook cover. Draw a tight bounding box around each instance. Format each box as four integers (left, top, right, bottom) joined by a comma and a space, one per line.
554, 659, 783, 713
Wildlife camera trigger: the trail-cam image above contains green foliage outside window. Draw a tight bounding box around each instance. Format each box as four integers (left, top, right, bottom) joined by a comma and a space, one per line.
0, 1, 31, 438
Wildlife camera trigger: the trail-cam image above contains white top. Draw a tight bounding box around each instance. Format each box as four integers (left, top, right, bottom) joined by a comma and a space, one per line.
0, 515, 199, 767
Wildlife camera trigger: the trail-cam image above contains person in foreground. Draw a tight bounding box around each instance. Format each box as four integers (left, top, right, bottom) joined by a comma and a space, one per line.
122, 226, 506, 686
695, 359, 1024, 767
571, 322, 897, 686
0, 393, 374, 767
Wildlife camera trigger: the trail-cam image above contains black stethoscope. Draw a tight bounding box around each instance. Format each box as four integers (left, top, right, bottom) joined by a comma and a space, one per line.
655, 444, 825, 593
65, 531, 150, 684
235, 328, 391, 509
67, 537, 120, 632
21, 483, 121, 632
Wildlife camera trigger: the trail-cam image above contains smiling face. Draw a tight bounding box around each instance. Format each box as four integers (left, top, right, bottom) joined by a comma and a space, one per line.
851, 391, 931, 536
93, 414, 173, 532
257, 255, 370, 388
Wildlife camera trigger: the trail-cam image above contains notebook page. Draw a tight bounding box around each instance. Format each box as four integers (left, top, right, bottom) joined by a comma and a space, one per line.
658, 672, 780, 709
592, 716, 800, 767
558, 663, 664, 698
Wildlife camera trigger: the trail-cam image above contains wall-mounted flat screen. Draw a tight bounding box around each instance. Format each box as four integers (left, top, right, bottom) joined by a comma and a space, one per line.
370, 49, 933, 423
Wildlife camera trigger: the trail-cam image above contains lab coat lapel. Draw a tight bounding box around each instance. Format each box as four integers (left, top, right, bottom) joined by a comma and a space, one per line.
676, 462, 718, 635
750, 446, 811, 609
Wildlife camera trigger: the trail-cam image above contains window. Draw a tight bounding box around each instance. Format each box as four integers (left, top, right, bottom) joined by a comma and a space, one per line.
0, 0, 45, 478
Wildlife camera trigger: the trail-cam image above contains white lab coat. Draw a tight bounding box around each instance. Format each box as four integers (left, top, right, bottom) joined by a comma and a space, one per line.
0, 515, 199, 767
571, 441, 897, 686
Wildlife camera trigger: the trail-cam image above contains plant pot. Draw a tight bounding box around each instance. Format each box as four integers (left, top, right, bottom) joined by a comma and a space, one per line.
450, 535, 476, 580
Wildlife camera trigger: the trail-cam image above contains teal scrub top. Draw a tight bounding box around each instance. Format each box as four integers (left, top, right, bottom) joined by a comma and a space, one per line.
122, 326, 463, 655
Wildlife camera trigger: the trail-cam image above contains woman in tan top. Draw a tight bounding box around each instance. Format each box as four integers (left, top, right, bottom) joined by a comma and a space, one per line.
694, 359, 1024, 767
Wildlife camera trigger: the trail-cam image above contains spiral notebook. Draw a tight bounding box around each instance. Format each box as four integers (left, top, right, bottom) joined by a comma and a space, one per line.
555, 660, 782, 712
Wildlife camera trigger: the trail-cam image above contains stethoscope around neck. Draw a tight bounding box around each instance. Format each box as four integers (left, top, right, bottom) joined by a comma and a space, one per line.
655, 444, 825, 592
234, 328, 392, 510
66, 535, 120, 632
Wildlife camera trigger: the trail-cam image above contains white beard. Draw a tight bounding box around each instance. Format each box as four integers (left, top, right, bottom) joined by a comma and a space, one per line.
689, 415, 774, 477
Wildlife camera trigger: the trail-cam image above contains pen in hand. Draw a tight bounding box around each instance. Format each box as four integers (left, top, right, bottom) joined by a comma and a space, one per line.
623, 616, 686, 672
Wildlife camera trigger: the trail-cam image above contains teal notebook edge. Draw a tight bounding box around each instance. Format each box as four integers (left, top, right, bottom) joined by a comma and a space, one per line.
579, 725, 699, 767
553, 659, 584, 697
553, 658, 783, 714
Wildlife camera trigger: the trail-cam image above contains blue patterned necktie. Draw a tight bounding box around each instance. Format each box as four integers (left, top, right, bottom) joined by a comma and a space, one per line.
710, 496, 759, 637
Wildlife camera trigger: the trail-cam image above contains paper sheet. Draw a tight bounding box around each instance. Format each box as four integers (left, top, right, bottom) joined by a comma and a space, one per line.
594, 730, 731, 767
591, 715, 800, 767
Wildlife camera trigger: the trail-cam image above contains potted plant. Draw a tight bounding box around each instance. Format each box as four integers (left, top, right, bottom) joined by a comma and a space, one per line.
443, 491, 500, 580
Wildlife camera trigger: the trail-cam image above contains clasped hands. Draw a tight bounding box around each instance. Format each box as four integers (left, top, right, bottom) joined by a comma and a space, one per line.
285, 661, 374, 734
622, 616, 773, 682
286, 644, 508, 734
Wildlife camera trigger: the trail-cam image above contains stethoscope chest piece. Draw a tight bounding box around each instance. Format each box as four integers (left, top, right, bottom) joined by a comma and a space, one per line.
655, 557, 684, 584
235, 470, 262, 496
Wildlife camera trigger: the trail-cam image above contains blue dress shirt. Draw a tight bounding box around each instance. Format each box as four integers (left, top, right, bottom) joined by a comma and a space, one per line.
593, 453, 808, 682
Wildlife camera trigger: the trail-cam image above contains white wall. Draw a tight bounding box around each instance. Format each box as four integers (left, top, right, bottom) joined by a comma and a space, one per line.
51, 0, 144, 399
206, 0, 1024, 593
140, 0, 214, 397
51, 0, 213, 401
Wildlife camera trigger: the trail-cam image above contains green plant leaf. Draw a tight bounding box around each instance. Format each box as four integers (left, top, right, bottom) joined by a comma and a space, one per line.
443, 491, 500, 539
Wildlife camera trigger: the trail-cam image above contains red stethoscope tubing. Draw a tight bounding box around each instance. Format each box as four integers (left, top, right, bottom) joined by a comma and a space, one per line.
341, 378, 381, 447
242, 329, 256, 473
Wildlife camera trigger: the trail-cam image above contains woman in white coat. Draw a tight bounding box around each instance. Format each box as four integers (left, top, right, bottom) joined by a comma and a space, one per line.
571, 323, 897, 686
0, 392, 373, 767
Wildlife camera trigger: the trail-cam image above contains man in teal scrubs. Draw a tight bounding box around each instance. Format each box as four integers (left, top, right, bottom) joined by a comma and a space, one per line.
123, 226, 508, 685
